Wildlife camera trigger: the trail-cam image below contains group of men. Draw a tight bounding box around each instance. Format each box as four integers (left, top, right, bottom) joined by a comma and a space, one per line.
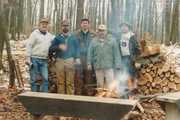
26, 18, 140, 96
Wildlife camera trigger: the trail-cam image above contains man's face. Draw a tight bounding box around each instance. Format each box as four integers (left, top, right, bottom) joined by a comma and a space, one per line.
80, 21, 90, 30
62, 25, 69, 33
121, 25, 129, 33
98, 29, 107, 38
39, 22, 48, 32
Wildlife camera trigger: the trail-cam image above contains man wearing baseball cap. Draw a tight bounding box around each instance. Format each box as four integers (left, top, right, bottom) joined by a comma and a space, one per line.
87, 24, 120, 89
26, 18, 54, 92
49, 20, 80, 94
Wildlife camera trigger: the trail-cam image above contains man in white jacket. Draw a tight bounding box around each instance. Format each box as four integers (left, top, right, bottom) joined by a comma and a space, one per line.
26, 18, 54, 92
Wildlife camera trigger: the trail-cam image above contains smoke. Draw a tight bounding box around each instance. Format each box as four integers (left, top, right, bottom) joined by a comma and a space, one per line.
114, 69, 129, 95
107, 69, 130, 98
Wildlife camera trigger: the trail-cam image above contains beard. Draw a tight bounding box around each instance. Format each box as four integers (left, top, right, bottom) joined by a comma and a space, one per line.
62, 28, 69, 33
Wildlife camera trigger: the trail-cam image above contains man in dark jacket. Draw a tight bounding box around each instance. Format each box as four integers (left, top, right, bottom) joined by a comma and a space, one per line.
117, 23, 140, 91
74, 18, 96, 95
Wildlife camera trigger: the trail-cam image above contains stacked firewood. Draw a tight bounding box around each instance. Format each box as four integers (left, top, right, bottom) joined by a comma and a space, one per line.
137, 54, 180, 95
1, 40, 30, 89
13, 40, 29, 83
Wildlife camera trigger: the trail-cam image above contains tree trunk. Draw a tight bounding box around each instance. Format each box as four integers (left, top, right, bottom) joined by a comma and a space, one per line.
53, 0, 57, 32
0, 0, 7, 70
76, 0, 84, 29
17, 0, 24, 40
109, 0, 119, 33
169, 0, 179, 44
0, 1, 16, 87
25, 0, 32, 35
39, 0, 45, 20
165, 0, 173, 45
0, 15, 5, 70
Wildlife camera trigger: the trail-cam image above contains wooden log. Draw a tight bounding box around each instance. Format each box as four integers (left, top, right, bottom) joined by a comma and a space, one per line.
168, 83, 176, 90
18, 92, 137, 120
174, 77, 180, 84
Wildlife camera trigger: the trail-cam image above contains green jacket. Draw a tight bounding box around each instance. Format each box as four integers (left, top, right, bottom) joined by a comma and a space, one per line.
88, 35, 120, 70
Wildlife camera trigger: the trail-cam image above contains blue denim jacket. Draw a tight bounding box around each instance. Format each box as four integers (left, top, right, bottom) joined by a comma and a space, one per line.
49, 34, 80, 59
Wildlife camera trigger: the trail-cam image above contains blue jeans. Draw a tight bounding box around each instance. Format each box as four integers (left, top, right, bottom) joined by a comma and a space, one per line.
121, 56, 137, 78
30, 57, 49, 92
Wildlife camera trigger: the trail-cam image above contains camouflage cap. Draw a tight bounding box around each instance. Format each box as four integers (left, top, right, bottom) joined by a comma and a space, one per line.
39, 18, 49, 24
98, 24, 107, 30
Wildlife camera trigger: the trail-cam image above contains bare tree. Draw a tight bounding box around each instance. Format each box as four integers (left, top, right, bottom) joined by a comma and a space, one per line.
0, 1, 16, 87
25, 0, 32, 35
39, 0, 45, 20
169, 0, 179, 44
76, 0, 84, 29
165, 0, 173, 45
17, 0, 24, 39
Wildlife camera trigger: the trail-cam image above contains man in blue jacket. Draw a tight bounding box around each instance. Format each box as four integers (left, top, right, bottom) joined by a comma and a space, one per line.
74, 18, 96, 95
49, 20, 80, 94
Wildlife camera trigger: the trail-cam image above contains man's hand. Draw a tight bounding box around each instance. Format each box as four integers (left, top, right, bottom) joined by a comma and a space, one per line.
59, 44, 67, 51
116, 65, 121, 70
135, 62, 141, 69
75, 59, 81, 65
25, 57, 31, 66
87, 64, 92, 70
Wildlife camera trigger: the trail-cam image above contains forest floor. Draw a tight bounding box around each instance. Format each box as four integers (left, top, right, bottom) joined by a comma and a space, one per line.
0, 38, 32, 120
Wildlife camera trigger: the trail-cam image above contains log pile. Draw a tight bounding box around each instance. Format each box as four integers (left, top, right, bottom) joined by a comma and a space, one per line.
132, 44, 180, 120
13, 40, 29, 84
2, 40, 30, 89
138, 52, 180, 95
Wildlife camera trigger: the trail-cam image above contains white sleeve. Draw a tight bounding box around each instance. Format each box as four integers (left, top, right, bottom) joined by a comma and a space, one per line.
26, 32, 36, 57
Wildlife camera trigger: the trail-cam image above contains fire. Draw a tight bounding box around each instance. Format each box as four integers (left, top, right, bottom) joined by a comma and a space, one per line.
95, 88, 119, 98
95, 80, 120, 98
